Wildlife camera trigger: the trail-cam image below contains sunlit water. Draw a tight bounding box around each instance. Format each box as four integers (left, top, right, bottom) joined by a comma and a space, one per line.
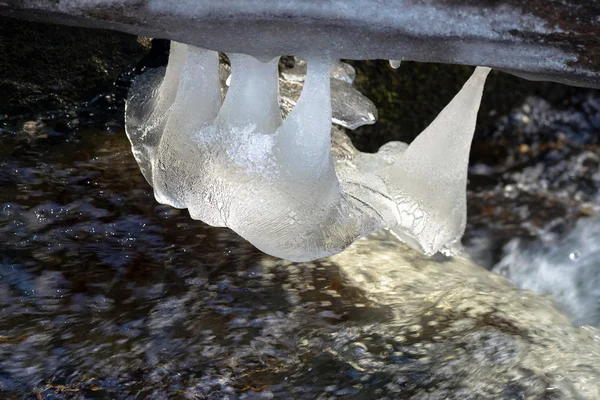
464, 91, 600, 269
494, 217, 600, 327
2, 129, 600, 398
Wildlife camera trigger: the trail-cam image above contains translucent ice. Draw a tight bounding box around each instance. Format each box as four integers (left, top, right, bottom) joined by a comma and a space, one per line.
126, 42, 490, 261
278, 57, 376, 130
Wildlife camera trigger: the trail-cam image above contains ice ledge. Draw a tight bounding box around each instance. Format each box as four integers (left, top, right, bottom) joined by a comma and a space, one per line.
1, 0, 599, 87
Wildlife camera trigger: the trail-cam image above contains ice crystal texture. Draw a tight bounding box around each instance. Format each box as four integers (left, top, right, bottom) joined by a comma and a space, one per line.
126, 42, 490, 261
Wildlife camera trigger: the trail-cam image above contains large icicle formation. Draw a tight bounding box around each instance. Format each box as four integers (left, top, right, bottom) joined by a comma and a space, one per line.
126, 42, 490, 261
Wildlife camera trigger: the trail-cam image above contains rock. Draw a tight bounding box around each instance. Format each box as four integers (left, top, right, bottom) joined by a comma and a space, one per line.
1, 0, 599, 88
0, 15, 148, 114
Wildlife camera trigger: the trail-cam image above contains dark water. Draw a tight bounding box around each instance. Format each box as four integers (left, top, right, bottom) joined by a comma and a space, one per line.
2, 126, 600, 399
463, 91, 600, 269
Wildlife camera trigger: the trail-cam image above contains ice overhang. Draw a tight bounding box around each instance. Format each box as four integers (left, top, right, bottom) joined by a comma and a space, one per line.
0, 0, 599, 88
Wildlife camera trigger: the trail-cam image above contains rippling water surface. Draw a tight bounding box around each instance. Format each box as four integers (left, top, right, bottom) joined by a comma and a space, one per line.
2, 127, 600, 399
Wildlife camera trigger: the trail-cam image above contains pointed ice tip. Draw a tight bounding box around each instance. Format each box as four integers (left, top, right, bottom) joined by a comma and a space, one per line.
386, 66, 492, 256
472, 67, 492, 84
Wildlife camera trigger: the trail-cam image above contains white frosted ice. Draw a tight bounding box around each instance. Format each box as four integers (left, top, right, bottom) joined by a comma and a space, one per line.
126, 41, 490, 261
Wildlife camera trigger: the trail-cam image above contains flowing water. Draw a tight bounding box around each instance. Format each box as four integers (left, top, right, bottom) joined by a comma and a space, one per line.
2, 126, 600, 399
2, 57, 600, 398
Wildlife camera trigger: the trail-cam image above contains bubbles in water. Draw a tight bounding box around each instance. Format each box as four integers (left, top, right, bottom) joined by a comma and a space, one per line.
493, 217, 600, 327
569, 250, 581, 262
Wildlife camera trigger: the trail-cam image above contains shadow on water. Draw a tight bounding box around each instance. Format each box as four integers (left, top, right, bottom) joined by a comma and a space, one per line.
2, 128, 600, 398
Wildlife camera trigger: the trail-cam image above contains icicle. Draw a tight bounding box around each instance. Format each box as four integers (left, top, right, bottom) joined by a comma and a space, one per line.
275, 57, 336, 181
215, 54, 282, 134
386, 67, 491, 254
125, 41, 491, 262
125, 41, 188, 183
230, 56, 355, 261
152, 46, 222, 211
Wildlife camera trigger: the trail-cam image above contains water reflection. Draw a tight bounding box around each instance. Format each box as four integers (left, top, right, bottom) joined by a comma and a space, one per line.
2, 129, 600, 398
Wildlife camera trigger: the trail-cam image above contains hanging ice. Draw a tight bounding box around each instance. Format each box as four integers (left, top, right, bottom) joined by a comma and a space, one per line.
126, 42, 490, 261
389, 60, 402, 69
